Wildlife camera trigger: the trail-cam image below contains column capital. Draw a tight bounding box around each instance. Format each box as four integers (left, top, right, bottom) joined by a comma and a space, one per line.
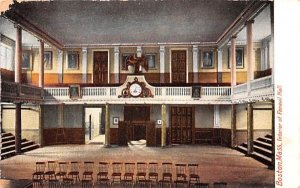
245, 19, 255, 25
159, 45, 165, 52
82, 47, 87, 53
114, 46, 119, 53
192, 45, 198, 52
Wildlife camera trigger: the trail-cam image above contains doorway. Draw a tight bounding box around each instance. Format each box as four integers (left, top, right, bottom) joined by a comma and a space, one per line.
84, 107, 105, 144
93, 51, 108, 84
171, 50, 186, 83
124, 105, 150, 144
170, 107, 194, 144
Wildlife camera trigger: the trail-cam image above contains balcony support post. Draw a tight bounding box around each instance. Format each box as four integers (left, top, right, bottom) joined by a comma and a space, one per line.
105, 103, 111, 147
15, 103, 22, 154
247, 103, 254, 155
161, 104, 167, 147
231, 104, 236, 148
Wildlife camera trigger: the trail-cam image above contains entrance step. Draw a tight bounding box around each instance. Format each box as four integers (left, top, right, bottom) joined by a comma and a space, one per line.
1, 131, 40, 160
236, 134, 273, 166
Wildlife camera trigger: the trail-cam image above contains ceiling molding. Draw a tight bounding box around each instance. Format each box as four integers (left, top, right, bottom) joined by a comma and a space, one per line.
2, 3, 64, 50
217, 1, 271, 48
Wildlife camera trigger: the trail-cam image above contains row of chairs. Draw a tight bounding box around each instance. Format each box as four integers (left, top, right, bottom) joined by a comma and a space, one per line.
32, 161, 204, 187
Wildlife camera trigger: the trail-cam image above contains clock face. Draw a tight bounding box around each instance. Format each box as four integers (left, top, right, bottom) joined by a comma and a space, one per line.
129, 83, 142, 97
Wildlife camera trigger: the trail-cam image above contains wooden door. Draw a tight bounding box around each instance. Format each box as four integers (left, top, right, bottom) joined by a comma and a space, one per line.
93, 51, 108, 84
171, 107, 193, 144
171, 50, 186, 83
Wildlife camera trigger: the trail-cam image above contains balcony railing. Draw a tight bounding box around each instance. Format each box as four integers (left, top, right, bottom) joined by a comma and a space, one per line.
0, 81, 43, 102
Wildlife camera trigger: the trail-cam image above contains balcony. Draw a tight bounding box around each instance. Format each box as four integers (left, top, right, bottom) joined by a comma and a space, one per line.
232, 75, 274, 103
0, 75, 274, 105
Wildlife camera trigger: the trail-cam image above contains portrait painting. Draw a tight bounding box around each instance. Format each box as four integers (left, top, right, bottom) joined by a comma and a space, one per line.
69, 85, 81, 99
44, 51, 52, 70
22, 51, 31, 70
67, 52, 79, 69
202, 51, 214, 68
228, 47, 244, 69
145, 54, 156, 69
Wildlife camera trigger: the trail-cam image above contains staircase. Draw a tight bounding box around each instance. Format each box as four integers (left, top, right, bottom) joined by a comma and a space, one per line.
236, 134, 273, 166
1, 132, 40, 160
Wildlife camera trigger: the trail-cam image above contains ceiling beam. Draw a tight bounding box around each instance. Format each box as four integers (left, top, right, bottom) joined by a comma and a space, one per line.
217, 1, 271, 48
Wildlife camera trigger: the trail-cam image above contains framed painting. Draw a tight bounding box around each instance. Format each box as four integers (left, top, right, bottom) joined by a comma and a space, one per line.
67, 52, 79, 69
121, 53, 134, 70
113, 117, 119, 125
228, 47, 244, 69
201, 51, 214, 68
44, 51, 52, 70
69, 85, 81, 99
192, 86, 201, 98
145, 53, 156, 69
22, 50, 31, 70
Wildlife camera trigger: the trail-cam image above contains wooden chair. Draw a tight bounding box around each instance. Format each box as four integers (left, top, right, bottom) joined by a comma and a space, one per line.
159, 162, 172, 187
82, 161, 94, 186
55, 162, 68, 181
67, 161, 80, 183
174, 163, 188, 186
214, 182, 227, 188
97, 162, 110, 185
111, 162, 122, 184
188, 164, 200, 185
136, 162, 147, 185
148, 162, 159, 185
122, 162, 135, 186
44, 161, 57, 181
32, 162, 46, 185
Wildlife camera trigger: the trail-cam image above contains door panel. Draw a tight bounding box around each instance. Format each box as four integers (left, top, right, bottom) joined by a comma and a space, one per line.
93, 51, 108, 84
171, 50, 186, 83
171, 107, 193, 144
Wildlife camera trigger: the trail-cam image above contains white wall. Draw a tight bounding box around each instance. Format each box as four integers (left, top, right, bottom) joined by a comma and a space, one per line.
195, 105, 214, 128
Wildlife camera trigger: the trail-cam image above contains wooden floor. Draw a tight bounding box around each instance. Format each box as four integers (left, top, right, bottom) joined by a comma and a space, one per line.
0, 144, 274, 187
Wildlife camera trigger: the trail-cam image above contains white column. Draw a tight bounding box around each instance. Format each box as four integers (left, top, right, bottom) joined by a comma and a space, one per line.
217, 49, 223, 83
214, 105, 220, 128
260, 47, 265, 71
57, 50, 63, 83
246, 20, 254, 96
160, 46, 165, 83
230, 36, 237, 91
82, 47, 88, 83
38, 40, 44, 88
192, 45, 199, 83
114, 46, 120, 83
15, 25, 22, 84
137, 46, 142, 57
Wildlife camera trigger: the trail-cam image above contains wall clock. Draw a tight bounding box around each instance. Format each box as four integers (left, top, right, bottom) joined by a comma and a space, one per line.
118, 77, 153, 98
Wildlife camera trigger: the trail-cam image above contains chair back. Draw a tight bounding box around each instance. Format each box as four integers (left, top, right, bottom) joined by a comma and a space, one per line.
83, 161, 94, 172
47, 161, 57, 172
98, 162, 109, 173
188, 163, 199, 175
70, 161, 80, 172
112, 162, 122, 173
137, 162, 147, 173
148, 162, 158, 173
124, 163, 135, 173
58, 162, 69, 173
35, 162, 46, 173
162, 162, 172, 174
175, 163, 186, 175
